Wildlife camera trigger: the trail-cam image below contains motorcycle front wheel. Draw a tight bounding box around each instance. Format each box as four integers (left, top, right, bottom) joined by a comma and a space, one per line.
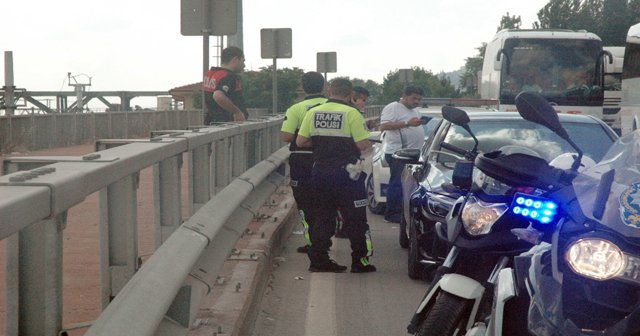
416, 291, 470, 336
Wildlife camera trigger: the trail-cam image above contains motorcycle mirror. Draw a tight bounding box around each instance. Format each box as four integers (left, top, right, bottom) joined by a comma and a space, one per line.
515, 92, 569, 139
515, 92, 584, 171
442, 106, 479, 153
442, 105, 470, 125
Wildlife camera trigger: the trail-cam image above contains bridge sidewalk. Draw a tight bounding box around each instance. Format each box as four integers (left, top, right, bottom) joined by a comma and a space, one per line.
0, 144, 299, 336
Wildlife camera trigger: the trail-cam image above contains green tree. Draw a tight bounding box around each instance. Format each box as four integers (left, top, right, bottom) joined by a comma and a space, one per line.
579, 0, 604, 32
533, 0, 633, 46
601, 0, 631, 45
498, 12, 522, 30
191, 93, 202, 109
535, 0, 582, 29
459, 43, 486, 97
241, 67, 305, 112
377, 67, 459, 105
630, 0, 640, 22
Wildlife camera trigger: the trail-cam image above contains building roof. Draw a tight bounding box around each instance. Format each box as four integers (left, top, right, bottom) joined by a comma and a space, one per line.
169, 82, 202, 101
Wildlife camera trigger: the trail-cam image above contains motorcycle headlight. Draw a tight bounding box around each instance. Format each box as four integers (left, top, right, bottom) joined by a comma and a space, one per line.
565, 238, 626, 281
461, 196, 508, 235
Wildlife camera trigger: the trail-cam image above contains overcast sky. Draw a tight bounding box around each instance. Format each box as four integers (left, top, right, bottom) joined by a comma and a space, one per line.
3, 0, 549, 107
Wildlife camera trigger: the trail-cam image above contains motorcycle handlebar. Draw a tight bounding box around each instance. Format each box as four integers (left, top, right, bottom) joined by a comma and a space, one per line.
441, 142, 470, 157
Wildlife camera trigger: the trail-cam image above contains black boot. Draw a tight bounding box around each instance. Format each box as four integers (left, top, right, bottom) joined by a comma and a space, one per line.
309, 259, 347, 273
351, 257, 377, 273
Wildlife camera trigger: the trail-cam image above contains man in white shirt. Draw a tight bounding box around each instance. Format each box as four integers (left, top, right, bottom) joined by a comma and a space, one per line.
379, 86, 425, 223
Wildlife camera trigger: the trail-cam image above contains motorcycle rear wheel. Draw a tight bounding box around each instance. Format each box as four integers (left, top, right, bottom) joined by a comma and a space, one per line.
416, 291, 470, 336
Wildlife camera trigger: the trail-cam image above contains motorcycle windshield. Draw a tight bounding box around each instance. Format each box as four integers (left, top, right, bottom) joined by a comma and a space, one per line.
572, 131, 640, 238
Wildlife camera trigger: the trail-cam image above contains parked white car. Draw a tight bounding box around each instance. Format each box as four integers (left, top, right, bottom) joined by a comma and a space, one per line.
366, 109, 443, 214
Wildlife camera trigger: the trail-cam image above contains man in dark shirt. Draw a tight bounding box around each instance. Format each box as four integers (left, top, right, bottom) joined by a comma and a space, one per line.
202, 46, 248, 124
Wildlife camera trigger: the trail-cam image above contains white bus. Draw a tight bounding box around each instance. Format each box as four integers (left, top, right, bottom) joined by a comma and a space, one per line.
621, 23, 640, 135
603, 46, 624, 135
480, 29, 609, 119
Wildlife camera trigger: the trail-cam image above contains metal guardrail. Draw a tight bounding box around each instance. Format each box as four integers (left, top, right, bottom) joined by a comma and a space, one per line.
85, 147, 290, 336
0, 105, 383, 335
0, 108, 271, 155
0, 116, 286, 335
0, 106, 378, 155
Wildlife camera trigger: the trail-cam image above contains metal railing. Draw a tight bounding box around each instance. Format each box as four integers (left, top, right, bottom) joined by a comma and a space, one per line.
0, 106, 379, 155
0, 116, 286, 335
0, 105, 383, 335
0, 108, 270, 154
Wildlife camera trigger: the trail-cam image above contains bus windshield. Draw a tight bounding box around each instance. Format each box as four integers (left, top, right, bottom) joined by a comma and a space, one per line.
622, 43, 640, 80
499, 38, 603, 106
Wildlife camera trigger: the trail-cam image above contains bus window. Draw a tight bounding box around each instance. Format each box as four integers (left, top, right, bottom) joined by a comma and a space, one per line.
623, 43, 640, 81
621, 41, 640, 133
604, 73, 622, 91
499, 38, 602, 106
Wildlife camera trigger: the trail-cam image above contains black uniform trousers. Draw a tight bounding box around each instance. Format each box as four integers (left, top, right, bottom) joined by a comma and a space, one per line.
308, 165, 371, 266
289, 152, 315, 244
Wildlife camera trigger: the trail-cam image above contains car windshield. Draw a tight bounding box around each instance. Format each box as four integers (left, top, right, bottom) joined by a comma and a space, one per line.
419, 117, 443, 159
437, 119, 614, 165
421, 116, 442, 137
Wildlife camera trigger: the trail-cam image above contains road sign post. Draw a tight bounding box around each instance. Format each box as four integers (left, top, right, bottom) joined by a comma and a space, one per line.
399, 68, 414, 85
260, 28, 292, 114
316, 52, 337, 81
180, 0, 238, 121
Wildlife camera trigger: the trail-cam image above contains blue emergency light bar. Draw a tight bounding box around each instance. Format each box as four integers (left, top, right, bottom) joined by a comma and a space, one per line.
510, 193, 558, 224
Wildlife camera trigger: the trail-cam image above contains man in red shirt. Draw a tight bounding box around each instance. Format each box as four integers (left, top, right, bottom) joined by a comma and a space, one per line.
203, 46, 248, 124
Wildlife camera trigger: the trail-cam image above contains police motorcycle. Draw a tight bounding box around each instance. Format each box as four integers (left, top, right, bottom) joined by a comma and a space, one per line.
407, 93, 584, 336
461, 92, 598, 336
465, 91, 640, 336
509, 104, 640, 334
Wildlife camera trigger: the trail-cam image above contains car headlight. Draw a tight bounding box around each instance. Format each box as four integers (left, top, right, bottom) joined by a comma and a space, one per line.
473, 170, 512, 196
424, 191, 454, 218
461, 196, 508, 235
474, 170, 538, 197
566, 238, 626, 281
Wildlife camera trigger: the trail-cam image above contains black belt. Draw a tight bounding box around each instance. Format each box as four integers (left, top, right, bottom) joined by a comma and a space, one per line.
313, 162, 348, 169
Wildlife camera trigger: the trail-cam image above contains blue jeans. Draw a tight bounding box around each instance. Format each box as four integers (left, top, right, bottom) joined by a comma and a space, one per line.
384, 153, 404, 221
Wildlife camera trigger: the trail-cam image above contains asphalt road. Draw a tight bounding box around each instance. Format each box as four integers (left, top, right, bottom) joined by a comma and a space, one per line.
250, 203, 428, 336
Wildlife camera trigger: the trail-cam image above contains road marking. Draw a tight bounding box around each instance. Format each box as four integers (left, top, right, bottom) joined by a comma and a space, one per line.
305, 272, 338, 336
304, 238, 340, 336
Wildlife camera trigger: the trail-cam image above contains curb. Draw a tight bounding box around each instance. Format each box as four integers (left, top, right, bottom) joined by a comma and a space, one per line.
189, 184, 298, 336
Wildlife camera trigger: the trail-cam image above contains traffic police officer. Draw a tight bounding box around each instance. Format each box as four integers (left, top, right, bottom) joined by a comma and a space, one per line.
280, 71, 327, 254
296, 78, 376, 273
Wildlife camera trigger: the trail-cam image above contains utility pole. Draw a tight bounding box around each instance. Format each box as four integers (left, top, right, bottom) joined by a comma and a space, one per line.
3, 51, 16, 115
180, 0, 238, 122
68, 73, 92, 112
226, 0, 243, 50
